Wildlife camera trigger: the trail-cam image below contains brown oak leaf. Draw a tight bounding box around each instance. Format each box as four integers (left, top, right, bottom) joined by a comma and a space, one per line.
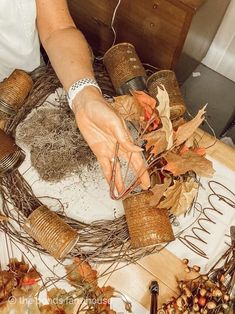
51, 288, 76, 313
174, 105, 207, 146
132, 90, 159, 130
164, 151, 215, 177
0, 271, 15, 302
131, 90, 156, 115
8, 258, 29, 274
159, 178, 199, 216
2, 296, 41, 314
156, 85, 173, 149
112, 95, 143, 121
65, 258, 97, 287
100, 286, 115, 300
12, 283, 41, 299
149, 178, 171, 206
142, 129, 167, 156
40, 305, 66, 314
47, 288, 68, 301
172, 117, 186, 131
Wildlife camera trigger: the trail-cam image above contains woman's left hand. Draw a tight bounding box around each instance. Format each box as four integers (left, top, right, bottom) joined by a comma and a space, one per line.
72, 86, 151, 194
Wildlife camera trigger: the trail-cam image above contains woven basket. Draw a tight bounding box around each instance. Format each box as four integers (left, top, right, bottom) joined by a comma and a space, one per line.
123, 191, 175, 248
103, 43, 147, 95
23, 205, 79, 259
0, 69, 33, 116
147, 70, 186, 119
0, 129, 25, 175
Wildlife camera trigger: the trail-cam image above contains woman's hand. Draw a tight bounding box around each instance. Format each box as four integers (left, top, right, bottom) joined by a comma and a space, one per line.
72, 87, 150, 194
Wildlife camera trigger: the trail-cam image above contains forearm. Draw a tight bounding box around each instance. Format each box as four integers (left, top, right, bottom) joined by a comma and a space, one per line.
41, 27, 94, 91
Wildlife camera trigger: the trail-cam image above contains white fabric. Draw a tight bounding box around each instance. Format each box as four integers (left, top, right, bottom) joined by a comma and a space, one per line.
0, 0, 40, 81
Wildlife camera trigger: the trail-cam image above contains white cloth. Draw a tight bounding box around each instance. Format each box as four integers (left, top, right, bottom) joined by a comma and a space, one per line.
0, 0, 40, 81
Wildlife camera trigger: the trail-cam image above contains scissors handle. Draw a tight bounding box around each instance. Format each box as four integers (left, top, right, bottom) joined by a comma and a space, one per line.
149, 281, 159, 314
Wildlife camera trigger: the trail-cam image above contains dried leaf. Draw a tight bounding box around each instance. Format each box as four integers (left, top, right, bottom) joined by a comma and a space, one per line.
194, 147, 206, 156
40, 305, 66, 314
132, 90, 160, 130
2, 296, 41, 314
179, 145, 189, 155
131, 90, 156, 114
45, 288, 75, 314
65, 258, 97, 287
172, 117, 186, 130
12, 283, 41, 299
90, 286, 116, 313
47, 288, 68, 301
22, 268, 41, 286
149, 178, 171, 206
156, 85, 173, 149
112, 95, 143, 121
0, 271, 15, 302
100, 286, 115, 300
183, 179, 199, 208
164, 151, 215, 177
27, 299, 42, 314
159, 178, 199, 216
142, 129, 167, 156
185, 134, 195, 148
159, 180, 182, 211
8, 257, 29, 274
174, 105, 207, 146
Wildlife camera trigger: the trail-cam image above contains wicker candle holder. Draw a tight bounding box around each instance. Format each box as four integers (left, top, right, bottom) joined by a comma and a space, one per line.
123, 191, 175, 248
23, 205, 79, 260
0, 69, 33, 116
103, 43, 147, 95
0, 129, 25, 175
147, 70, 186, 119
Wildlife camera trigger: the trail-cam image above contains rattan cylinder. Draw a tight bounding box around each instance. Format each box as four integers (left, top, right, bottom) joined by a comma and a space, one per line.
103, 43, 147, 95
23, 205, 79, 259
0, 129, 25, 175
0, 69, 33, 116
123, 191, 175, 248
147, 70, 186, 119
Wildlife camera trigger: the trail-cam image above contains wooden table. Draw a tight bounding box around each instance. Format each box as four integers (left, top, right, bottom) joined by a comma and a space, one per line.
99, 129, 235, 311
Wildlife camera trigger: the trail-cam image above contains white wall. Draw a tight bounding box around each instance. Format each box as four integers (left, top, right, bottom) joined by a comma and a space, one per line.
202, 0, 235, 82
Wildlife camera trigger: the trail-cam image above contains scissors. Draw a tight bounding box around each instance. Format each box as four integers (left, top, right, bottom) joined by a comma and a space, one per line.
149, 281, 159, 314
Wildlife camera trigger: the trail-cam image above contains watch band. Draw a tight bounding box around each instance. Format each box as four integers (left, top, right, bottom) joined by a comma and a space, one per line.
67, 78, 102, 109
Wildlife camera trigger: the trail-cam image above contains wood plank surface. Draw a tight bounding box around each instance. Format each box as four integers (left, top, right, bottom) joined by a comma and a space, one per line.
98, 261, 178, 310
194, 128, 235, 171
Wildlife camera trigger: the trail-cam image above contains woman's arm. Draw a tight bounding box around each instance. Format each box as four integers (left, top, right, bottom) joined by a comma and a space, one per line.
36, 0, 93, 89
36, 0, 150, 192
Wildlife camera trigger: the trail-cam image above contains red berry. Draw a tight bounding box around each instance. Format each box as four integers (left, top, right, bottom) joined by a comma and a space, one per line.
198, 296, 206, 307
